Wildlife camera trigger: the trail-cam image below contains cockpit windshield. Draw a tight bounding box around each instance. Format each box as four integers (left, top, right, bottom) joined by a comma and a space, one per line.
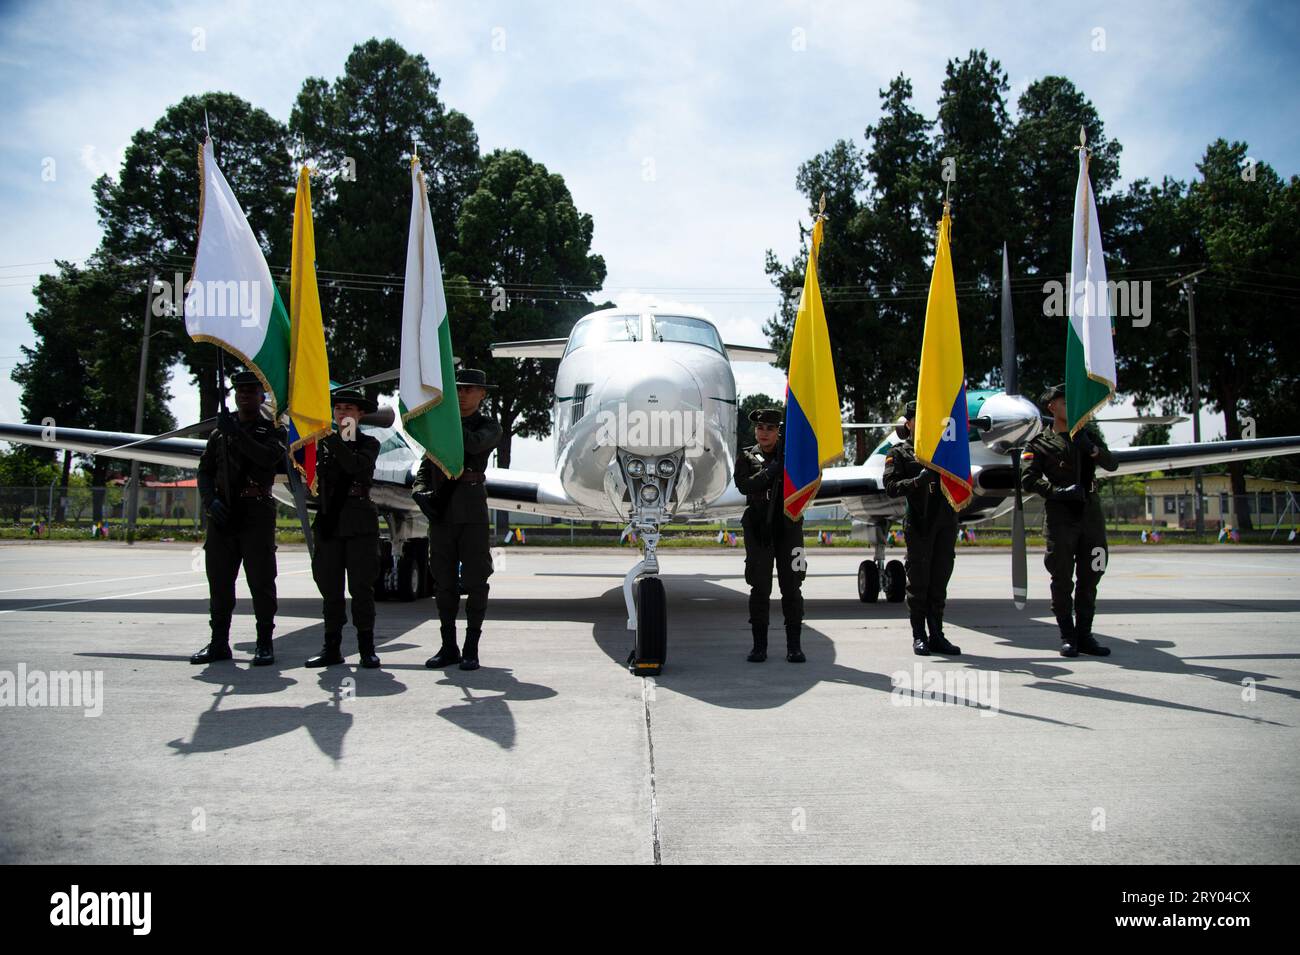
564, 314, 641, 355
649, 314, 724, 354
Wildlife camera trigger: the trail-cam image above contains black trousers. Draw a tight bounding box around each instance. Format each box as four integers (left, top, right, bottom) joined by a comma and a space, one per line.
1043, 498, 1108, 629
205, 501, 277, 638
312, 530, 379, 634
904, 517, 958, 619
743, 514, 804, 632
429, 522, 494, 632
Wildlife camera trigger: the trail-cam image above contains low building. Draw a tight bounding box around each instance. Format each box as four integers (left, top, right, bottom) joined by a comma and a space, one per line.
1143, 474, 1300, 529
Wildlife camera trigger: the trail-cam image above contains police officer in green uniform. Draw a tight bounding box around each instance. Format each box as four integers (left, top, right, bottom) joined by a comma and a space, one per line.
733, 408, 805, 663
882, 400, 962, 656
1020, 383, 1118, 657
191, 369, 286, 666
306, 388, 383, 669
414, 369, 503, 672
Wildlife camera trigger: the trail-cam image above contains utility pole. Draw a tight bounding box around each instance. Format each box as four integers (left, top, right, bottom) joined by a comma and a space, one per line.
126, 270, 157, 545
1167, 268, 1207, 537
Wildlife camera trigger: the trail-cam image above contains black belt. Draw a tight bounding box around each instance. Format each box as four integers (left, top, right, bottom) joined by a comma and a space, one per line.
239, 485, 273, 498
459, 469, 486, 485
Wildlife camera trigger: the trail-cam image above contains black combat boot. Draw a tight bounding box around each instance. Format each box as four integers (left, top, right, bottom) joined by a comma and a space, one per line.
306, 632, 344, 668
357, 630, 380, 669
1075, 609, 1110, 656
190, 633, 233, 665
785, 626, 805, 663
459, 630, 481, 671
910, 612, 930, 656
252, 624, 275, 667
747, 625, 768, 663
1056, 613, 1079, 657
926, 612, 961, 655
426, 627, 461, 668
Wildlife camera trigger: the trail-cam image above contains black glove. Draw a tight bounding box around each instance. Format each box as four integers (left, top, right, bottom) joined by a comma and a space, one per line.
216, 409, 238, 436
207, 498, 230, 527
1051, 484, 1085, 502
1074, 429, 1096, 456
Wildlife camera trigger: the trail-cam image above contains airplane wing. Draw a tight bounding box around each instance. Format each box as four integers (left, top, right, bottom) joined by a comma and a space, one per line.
814, 464, 882, 502
1108, 435, 1300, 477
490, 339, 568, 359
485, 467, 591, 520
724, 344, 778, 362
0, 422, 208, 469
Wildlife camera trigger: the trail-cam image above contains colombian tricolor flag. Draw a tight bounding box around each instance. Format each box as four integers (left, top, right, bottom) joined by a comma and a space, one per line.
914, 207, 973, 511
783, 215, 843, 520
287, 166, 332, 493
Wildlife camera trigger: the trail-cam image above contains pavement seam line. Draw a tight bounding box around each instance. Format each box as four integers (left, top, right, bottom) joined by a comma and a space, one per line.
642, 676, 662, 865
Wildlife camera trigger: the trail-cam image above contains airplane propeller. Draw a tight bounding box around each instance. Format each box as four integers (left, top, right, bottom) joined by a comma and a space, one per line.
94, 367, 402, 458
1003, 244, 1028, 611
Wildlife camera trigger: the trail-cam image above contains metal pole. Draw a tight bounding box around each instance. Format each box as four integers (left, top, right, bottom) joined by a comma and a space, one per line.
1186, 280, 1205, 537
126, 270, 156, 545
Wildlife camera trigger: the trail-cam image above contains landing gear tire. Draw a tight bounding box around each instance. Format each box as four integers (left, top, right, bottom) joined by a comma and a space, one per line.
857, 560, 880, 603
883, 559, 907, 603
396, 553, 421, 602
630, 576, 667, 676
374, 539, 394, 602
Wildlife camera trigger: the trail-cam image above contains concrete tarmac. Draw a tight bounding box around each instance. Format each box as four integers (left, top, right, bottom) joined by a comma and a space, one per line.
1, 541, 1297, 864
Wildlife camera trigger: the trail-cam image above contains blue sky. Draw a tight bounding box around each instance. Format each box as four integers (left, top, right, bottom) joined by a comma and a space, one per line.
1, 0, 1297, 468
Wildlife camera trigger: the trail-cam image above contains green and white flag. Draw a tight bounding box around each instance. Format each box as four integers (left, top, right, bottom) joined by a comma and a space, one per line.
184, 137, 290, 411
1065, 143, 1116, 435
399, 159, 464, 477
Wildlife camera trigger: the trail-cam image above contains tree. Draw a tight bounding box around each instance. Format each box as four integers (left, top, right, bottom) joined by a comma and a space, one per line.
291, 38, 481, 388
93, 91, 294, 418
11, 261, 176, 520
765, 76, 935, 464
933, 51, 1016, 381
1131, 422, 1171, 446
445, 149, 607, 468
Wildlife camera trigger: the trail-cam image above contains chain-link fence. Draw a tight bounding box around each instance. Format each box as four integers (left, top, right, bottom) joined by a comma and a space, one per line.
976, 490, 1300, 538
0, 485, 298, 533
3, 486, 1297, 541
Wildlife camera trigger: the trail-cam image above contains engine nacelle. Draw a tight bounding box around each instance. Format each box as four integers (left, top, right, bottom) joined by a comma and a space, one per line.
973, 393, 1043, 454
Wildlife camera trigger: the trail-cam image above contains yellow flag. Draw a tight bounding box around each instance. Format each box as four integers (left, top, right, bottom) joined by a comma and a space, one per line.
288, 166, 332, 490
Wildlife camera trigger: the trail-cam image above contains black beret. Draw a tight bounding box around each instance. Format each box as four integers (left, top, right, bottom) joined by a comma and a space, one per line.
229, 370, 263, 389
1039, 383, 1066, 408
748, 408, 783, 426
901, 400, 917, 418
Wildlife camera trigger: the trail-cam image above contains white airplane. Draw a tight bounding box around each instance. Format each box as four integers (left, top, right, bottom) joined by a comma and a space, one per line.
5, 303, 1300, 673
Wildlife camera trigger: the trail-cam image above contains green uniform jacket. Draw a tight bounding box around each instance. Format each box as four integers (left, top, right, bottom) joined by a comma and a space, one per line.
413, 411, 503, 525
1020, 423, 1118, 508
882, 438, 957, 532
312, 431, 381, 539
197, 415, 286, 513
734, 442, 802, 541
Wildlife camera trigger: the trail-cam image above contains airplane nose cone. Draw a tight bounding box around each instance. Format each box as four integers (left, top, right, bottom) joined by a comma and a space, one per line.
597, 359, 703, 455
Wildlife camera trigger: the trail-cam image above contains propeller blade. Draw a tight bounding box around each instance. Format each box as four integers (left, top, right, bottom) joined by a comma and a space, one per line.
1094, 415, 1189, 425
1011, 449, 1027, 610
336, 367, 400, 391
1001, 243, 1018, 397
96, 416, 217, 456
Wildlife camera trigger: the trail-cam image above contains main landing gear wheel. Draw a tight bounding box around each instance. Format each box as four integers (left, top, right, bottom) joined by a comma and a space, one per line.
883, 559, 907, 603
857, 560, 880, 603
630, 576, 667, 676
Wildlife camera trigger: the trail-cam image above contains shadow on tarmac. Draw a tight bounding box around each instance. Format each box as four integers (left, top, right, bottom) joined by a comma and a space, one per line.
21, 566, 1293, 755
